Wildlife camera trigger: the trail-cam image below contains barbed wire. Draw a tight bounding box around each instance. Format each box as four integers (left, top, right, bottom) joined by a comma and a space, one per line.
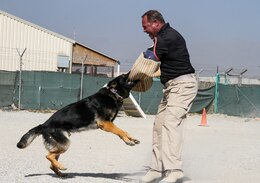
119, 59, 260, 78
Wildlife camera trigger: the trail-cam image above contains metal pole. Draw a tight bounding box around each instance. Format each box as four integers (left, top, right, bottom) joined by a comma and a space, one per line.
80, 55, 88, 100
138, 92, 141, 105
16, 48, 26, 110
214, 66, 219, 113
196, 69, 203, 82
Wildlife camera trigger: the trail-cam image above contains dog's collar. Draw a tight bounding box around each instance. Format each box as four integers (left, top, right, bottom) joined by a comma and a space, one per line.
106, 86, 124, 101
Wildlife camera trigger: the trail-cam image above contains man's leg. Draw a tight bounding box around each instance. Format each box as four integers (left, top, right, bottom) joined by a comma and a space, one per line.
150, 102, 166, 171
140, 99, 166, 182
161, 105, 186, 170
160, 80, 197, 183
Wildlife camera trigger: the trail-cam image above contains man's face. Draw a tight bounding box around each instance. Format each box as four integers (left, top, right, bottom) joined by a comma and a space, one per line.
142, 15, 157, 39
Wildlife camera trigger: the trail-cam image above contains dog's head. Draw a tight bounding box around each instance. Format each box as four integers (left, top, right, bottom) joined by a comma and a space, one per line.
107, 72, 139, 99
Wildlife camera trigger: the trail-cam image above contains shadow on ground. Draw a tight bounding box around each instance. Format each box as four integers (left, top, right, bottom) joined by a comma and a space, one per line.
25, 171, 144, 182
26, 171, 191, 182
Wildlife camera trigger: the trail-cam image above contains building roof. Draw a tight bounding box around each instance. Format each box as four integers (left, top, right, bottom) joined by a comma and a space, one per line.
75, 42, 119, 64
0, 10, 75, 44
0, 10, 119, 63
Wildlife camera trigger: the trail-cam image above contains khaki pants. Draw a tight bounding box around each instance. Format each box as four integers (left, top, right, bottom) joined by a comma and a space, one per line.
150, 74, 198, 171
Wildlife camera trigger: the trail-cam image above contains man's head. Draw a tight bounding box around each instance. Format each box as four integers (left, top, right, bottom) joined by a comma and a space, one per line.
142, 10, 165, 39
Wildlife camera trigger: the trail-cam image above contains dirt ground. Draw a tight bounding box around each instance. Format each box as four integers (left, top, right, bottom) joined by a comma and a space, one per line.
0, 110, 260, 183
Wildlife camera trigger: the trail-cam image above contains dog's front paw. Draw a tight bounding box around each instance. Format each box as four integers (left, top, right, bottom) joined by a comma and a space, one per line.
128, 135, 140, 145
123, 137, 140, 146
132, 139, 140, 144
125, 140, 136, 146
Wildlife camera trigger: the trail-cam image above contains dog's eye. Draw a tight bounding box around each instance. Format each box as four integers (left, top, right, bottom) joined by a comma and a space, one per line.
110, 82, 117, 88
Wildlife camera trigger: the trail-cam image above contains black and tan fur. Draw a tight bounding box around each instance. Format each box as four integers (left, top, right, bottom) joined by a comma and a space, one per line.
17, 73, 140, 177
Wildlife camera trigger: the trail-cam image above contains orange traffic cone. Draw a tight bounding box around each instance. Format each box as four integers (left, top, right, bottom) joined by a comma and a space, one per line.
199, 108, 208, 126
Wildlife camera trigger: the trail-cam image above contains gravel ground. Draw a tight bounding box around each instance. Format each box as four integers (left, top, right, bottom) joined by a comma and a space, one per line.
0, 110, 260, 183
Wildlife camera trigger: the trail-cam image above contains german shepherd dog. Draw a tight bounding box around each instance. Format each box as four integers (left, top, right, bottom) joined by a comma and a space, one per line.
17, 73, 140, 177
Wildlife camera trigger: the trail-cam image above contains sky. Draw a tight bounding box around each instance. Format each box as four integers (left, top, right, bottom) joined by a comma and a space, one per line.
1, 0, 260, 77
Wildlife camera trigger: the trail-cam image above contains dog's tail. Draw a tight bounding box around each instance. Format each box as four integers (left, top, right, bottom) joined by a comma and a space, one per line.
17, 125, 43, 149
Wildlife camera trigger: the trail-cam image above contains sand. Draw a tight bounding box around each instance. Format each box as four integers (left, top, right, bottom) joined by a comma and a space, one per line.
0, 110, 260, 183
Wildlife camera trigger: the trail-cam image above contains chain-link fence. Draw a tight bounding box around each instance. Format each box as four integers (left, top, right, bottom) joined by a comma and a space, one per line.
0, 70, 259, 117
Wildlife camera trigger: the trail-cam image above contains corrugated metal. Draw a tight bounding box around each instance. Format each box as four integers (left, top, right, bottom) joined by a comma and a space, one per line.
0, 10, 74, 72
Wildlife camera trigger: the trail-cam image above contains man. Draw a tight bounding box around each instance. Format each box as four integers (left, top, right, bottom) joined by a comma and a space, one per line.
140, 10, 198, 183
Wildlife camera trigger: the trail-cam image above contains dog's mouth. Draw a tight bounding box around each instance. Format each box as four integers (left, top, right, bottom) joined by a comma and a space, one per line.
127, 81, 134, 85
126, 80, 139, 89
128, 79, 140, 85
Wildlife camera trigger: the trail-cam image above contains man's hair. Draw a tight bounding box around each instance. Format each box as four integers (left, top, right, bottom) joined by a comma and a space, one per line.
142, 10, 165, 24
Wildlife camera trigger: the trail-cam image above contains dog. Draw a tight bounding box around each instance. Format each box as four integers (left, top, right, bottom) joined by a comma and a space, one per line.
17, 73, 140, 177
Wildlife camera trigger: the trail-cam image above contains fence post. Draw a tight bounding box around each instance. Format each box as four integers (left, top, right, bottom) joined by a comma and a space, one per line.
38, 86, 41, 110
16, 48, 26, 110
80, 55, 88, 100
138, 92, 141, 105
214, 72, 220, 113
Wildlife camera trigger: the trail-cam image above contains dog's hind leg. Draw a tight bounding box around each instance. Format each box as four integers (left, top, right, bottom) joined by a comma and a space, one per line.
47, 153, 68, 177
50, 165, 67, 177
97, 121, 140, 146
43, 129, 70, 176
46, 152, 67, 171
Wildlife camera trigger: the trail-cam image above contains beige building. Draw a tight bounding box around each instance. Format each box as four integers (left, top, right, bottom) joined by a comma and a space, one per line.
0, 10, 119, 76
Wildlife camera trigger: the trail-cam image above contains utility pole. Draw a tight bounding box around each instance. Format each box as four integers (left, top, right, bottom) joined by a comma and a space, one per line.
16, 48, 27, 110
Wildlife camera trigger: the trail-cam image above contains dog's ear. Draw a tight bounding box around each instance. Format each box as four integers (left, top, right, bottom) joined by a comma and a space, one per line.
123, 71, 130, 78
